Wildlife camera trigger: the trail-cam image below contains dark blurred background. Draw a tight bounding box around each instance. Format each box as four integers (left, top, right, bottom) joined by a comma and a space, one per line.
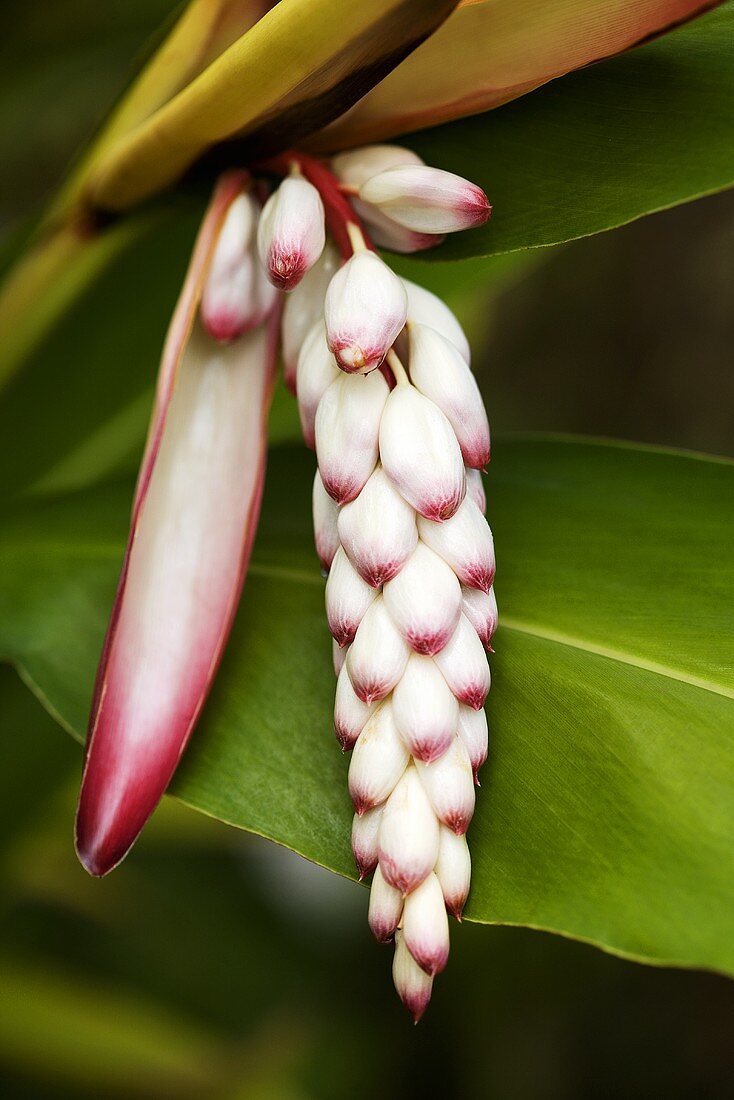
1, 3, 733, 1098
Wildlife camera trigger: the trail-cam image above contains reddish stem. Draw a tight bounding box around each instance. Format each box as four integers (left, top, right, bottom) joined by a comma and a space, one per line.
256, 151, 374, 259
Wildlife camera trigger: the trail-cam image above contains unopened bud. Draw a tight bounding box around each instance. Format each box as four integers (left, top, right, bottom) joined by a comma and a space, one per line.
282, 242, 339, 392
324, 251, 407, 373
402, 872, 450, 976
347, 596, 410, 704
378, 766, 439, 894
351, 805, 383, 878
457, 703, 489, 782
461, 585, 498, 652
312, 470, 340, 573
337, 465, 417, 587
201, 192, 271, 342
434, 614, 490, 711
379, 386, 465, 521
409, 324, 490, 469
334, 662, 376, 751
418, 498, 495, 594
257, 176, 325, 291
325, 547, 377, 648
383, 542, 462, 656
368, 864, 404, 942
435, 826, 471, 919
416, 736, 475, 835
348, 702, 408, 813
360, 166, 490, 234
392, 654, 459, 763
315, 371, 388, 504
297, 322, 340, 449
331, 144, 424, 189
393, 930, 433, 1022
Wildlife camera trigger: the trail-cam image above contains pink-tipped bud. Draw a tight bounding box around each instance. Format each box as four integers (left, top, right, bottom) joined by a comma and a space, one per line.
465, 467, 486, 514
418, 499, 495, 594
409, 324, 490, 469
360, 166, 490, 234
393, 930, 433, 1022
378, 766, 439, 894
383, 542, 461, 656
257, 176, 325, 291
457, 703, 489, 782
324, 251, 407, 373
392, 654, 459, 763
368, 864, 404, 942
337, 465, 417, 587
331, 144, 425, 189
461, 585, 498, 652
335, 662, 376, 750
200, 192, 266, 342
434, 614, 490, 711
297, 322, 340, 449
402, 872, 450, 976
403, 279, 470, 363
347, 596, 410, 704
351, 805, 383, 878
416, 735, 475, 835
312, 470, 340, 573
282, 241, 339, 392
315, 371, 388, 504
435, 826, 471, 919
348, 703, 408, 814
379, 386, 465, 521
333, 638, 347, 677
325, 547, 377, 648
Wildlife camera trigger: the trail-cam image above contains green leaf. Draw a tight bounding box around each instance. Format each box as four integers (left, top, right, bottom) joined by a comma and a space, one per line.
407, 3, 734, 259
0, 438, 732, 973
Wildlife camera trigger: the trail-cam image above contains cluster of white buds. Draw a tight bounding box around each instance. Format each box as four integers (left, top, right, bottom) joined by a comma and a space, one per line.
197, 147, 493, 1019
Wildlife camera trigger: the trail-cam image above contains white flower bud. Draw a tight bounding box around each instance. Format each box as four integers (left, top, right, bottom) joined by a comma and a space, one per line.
434, 614, 491, 711
392, 653, 459, 763
257, 176, 325, 291
409, 324, 490, 469
296, 322, 340, 449
357, 201, 443, 254
201, 192, 264, 342
416, 735, 475, 835
332, 638, 347, 677
418, 498, 495, 593
351, 805, 383, 879
457, 704, 488, 782
383, 542, 461, 655
324, 251, 408, 373
331, 144, 424, 189
334, 661, 376, 751
378, 765, 439, 894
325, 547, 377, 647
312, 469, 340, 573
379, 386, 465, 521
337, 465, 417, 587
461, 585, 498, 653
368, 864, 404, 943
403, 279, 470, 363
348, 702, 408, 814
435, 826, 471, 919
315, 371, 388, 504
282, 241, 339, 392
360, 166, 490, 234
402, 872, 449, 977
393, 930, 433, 1022
347, 596, 410, 704
465, 467, 486, 514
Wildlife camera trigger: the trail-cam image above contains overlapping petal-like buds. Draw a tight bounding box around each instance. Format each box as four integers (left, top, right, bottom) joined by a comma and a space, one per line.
300, 165, 495, 1015
257, 175, 326, 291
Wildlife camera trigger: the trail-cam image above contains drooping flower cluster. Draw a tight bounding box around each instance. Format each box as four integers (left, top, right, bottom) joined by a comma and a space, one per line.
78, 141, 493, 1019
235, 146, 495, 1018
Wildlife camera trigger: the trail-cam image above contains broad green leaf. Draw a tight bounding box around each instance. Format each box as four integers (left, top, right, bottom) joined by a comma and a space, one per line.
405, 4, 734, 258
84, 0, 460, 212
0, 438, 732, 972
318, 0, 720, 149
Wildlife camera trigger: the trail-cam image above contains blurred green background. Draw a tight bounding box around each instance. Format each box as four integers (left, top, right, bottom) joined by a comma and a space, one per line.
2, 3, 733, 1098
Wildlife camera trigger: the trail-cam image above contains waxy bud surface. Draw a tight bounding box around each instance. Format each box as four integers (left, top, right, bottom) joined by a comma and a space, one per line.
360, 166, 490, 234
324, 251, 407, 373
257, 175, 325, 291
